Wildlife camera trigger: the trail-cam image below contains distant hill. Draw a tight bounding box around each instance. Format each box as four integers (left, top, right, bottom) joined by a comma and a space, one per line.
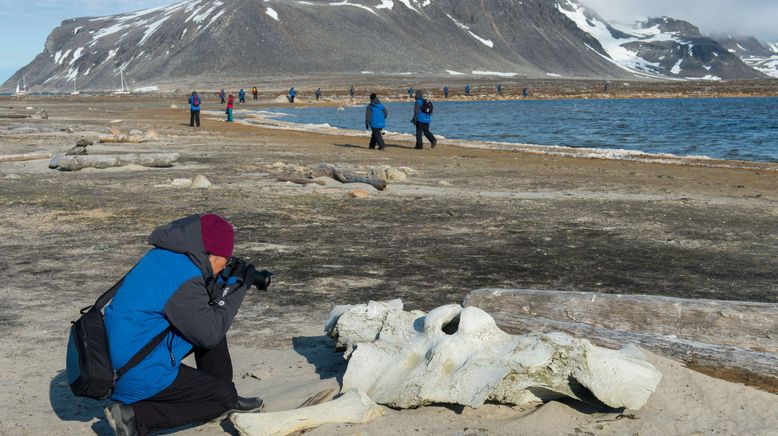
712, 35, 778, 78
1, 0, 769, 92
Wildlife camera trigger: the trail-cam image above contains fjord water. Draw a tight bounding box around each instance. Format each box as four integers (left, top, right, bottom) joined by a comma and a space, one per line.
266, 97, 778, 162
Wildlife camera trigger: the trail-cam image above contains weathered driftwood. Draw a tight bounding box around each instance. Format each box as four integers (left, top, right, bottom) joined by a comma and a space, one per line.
465, 289, 778, 381
97, 134, 147, 144
276, 176, 326, 186
231, 389, 384, 436
52, 153, 180, 171
0, 152, 52, 163
311, 163, 387, 191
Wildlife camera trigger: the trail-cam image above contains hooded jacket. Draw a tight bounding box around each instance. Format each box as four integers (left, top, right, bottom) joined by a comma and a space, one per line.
104, 215, 249, 404
365, 98, 388, 129
413, 90, 432, 124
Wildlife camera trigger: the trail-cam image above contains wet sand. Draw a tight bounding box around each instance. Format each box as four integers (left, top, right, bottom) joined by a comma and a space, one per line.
1, 95, 777, 435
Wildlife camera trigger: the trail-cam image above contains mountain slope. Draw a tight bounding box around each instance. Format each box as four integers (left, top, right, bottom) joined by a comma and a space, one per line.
713, 35, 778, 78
2, 0, 768, 92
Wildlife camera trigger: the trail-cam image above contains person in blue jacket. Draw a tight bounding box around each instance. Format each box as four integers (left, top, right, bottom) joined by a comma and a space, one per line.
443, 86, 449, 99
238, 88, 246, 104
103, 214, 263, 436
412, 89, 437, 150
188, 91, 201, 127
288, 87, 296, 103
219, 88, 226, 104
465, 83, 471, 97
365, 93, 388, 150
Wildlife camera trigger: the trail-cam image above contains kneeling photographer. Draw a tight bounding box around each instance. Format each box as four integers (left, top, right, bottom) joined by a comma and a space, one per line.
99, 214, 271, 436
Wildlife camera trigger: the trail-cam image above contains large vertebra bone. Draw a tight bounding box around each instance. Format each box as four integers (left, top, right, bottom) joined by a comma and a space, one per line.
325, 301, 662, 410
231, 389, 384, 436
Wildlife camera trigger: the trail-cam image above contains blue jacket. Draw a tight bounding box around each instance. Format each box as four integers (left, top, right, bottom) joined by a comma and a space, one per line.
189, 94, 201, 111
104, 215, 248, 404
365, 99, 388, 129
289, 88, 296, 97
239, 89, 245, 98
414, 98, 432, 124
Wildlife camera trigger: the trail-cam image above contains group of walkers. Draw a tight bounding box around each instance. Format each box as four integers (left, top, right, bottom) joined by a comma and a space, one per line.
365, 89, 436, 151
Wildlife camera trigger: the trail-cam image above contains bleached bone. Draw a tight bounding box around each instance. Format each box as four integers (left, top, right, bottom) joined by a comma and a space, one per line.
325, 301, 662, 410
230, 389, 384, 436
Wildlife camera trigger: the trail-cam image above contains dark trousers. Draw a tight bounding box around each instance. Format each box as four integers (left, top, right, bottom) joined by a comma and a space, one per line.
239, 97, 245, 103
253, 94, 258, 100
130, 338, 237, 436
189, 110, 200, 127
369, 128, 385, 149
415, 122, 436, 148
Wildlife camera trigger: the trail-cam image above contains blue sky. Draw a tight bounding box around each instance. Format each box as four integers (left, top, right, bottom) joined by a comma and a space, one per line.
2, 0, 778, 83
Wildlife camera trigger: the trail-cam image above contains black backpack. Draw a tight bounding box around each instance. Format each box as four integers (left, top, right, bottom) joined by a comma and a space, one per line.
66, 270, 169, 400
421, 99, 434, 115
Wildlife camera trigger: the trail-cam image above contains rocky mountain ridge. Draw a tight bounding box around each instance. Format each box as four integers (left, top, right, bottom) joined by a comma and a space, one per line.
2, 0, 771, 92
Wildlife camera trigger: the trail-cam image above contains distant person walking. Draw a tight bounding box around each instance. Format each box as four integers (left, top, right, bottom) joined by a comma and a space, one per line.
365, 93, 388, 151
288, 87, 296, 103
226, 93, 235, 122
239, 88, 246, 104
349, 85, 356, 99
315, 88, 322, 101
252, 86, 258, 100
523, 87, 529, 98
443, 86, 449, 99
465, 83, 471, 97
412, 89, 436, 150
188, 91, 201, 127
407, 87, 414, 99
496, 84, 503, 96
219, 89, 226, 104
603, 82, 609, 93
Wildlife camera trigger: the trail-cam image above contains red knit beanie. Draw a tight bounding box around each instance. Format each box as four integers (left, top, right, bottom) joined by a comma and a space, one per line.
200, 214, 234, 258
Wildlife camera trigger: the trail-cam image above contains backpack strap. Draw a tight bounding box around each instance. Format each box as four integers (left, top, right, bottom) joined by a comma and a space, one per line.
114, 327, 171, 380
80, 269, 134, 315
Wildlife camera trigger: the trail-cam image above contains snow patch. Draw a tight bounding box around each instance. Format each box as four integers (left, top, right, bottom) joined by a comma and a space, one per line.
266, 7, 280, 21
329, 1, 379, 16
446, 14, 494, 48
473, 70, 517, 77
376, 0, 394, 10
446, 70, 465, 75
134, 85, 159, 93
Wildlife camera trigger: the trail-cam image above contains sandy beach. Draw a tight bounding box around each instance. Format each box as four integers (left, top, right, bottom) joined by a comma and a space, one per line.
1, 94, 777, 435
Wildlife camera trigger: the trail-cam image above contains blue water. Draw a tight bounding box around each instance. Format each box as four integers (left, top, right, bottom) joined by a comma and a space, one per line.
263, 97, 778, 162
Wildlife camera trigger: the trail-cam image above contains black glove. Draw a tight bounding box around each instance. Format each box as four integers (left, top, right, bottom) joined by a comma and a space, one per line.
232, 259, 257, 290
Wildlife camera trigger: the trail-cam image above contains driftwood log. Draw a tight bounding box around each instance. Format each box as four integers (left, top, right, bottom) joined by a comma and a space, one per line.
97, 134, 147, 144
465, 288, 778, 382
277, 176, 327, 186
311, 163, 387, 191
0, 152, 52, 163
52, 153, 180, 171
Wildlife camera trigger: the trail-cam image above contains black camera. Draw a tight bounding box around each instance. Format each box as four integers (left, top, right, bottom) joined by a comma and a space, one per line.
221, 257, 273, 291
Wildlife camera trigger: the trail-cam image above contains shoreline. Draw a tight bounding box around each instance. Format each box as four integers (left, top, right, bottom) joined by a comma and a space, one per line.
227, 108, 778, 172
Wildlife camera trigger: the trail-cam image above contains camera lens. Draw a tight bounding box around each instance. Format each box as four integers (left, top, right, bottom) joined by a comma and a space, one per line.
252, 270, 273, 291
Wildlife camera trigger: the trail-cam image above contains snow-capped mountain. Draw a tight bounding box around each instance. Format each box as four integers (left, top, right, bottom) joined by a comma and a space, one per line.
2, 0, 768, 92
713, 35, 778, 78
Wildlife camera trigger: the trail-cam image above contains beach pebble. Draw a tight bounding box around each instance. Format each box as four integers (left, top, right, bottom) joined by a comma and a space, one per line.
385, 167, 407, 182
438, 180, 452, 186
271, 161, 287, 168
191, 175, 212, 189
171, 104, 178, 109
4, 174, 20, 179
348, 189, 370, 199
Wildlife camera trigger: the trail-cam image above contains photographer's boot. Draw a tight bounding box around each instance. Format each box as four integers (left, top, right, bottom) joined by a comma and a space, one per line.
105, 402, 139, 436
234, 396, 265, 413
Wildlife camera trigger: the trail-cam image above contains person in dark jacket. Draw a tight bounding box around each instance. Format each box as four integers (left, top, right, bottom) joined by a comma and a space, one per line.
288, 87, 296, 103
188, 91, 201, 128
238, 89, 246, 104
523, 87, 529, 98
315, 88, 322, 101
496, 84, 503, 96
219, 89, 226, 104
412, 89, 436, 150
349, 85, 356, 99
226, 93, 235, 122
103, 214, 263, 436
365, 93, 388, 150
443, 86, 449, 99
